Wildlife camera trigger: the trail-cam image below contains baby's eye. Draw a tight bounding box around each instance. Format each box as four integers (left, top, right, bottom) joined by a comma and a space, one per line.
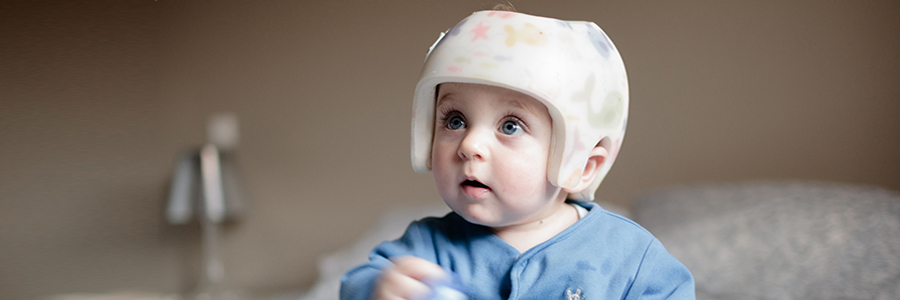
447, 115, 466, 130
500, 120, 523, 136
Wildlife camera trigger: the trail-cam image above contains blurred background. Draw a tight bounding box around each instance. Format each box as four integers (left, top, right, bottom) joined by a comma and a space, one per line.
1, 0, 898, 299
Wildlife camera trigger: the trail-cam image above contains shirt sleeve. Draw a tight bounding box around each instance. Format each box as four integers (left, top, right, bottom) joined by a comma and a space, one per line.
340, 220, 437, 300
624, 239, 696, 300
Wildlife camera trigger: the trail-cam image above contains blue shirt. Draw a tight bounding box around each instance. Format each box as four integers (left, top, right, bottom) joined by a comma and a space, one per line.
341, 202, 695, 300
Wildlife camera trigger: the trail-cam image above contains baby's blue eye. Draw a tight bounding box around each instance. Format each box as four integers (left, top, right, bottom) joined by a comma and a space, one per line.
501, 120, 521, 135
447, 116, 465, 130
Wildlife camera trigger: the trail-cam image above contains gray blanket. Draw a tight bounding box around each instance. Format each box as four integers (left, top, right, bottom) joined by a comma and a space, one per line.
633, 181, 900, 300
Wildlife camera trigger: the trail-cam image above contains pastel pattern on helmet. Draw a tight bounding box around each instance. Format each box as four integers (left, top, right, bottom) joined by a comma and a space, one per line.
504, 23, 549, 47
447, 19, 468, 36
470, 21, 490, 41
412, 10, 629, 201
584, 23, 612, 58
486, 11, 516, 19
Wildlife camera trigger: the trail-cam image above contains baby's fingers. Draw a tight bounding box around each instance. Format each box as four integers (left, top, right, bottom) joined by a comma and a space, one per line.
392, 256, 448, 282
374, 267, 431, 300
373, 256, 448, 300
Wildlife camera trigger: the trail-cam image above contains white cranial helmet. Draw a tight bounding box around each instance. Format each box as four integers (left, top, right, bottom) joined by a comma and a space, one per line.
411, 10, 628, 201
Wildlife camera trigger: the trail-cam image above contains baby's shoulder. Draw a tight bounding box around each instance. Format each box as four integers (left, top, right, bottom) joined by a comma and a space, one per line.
576, 203, 658, 246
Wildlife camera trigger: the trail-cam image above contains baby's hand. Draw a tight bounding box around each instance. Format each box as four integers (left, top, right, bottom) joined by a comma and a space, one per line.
373, 256, 448, 300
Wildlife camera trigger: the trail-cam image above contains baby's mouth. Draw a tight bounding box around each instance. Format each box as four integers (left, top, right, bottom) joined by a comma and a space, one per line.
462, 180, 489, 189
461, 179, 491, 198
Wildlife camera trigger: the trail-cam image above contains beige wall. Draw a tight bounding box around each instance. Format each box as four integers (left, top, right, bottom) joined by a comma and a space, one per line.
2, 0, 898, 298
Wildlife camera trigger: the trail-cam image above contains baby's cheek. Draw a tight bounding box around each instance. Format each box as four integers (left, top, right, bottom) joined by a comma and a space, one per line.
505, 160, 549, 191
432, 166, 453, 192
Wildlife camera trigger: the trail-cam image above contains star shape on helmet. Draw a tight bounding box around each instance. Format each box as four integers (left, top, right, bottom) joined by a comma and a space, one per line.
471, 21, 490, 41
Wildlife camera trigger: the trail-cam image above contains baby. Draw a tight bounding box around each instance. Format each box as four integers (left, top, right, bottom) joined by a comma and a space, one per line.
341, 10, 694, 300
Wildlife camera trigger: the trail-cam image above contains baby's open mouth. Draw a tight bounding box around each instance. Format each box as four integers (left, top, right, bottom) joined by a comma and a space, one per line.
462, 179, 489, 189
461, 179, 491, 198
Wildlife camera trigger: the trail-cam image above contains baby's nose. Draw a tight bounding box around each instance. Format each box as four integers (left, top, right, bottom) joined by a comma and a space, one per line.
457, 129, 489, 161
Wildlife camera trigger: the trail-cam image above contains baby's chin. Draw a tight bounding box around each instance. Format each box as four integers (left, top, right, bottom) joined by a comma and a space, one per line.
446, 203, 514, 228
458, 213, 499, 227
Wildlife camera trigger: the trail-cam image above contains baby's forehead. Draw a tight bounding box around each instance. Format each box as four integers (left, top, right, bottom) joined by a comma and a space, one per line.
436, 83, 548, 113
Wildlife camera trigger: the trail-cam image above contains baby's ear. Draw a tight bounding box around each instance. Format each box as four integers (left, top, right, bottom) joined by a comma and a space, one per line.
563, 145, 608, 194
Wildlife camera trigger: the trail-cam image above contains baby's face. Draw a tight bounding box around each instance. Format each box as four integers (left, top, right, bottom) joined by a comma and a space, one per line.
431, 82, 567, 228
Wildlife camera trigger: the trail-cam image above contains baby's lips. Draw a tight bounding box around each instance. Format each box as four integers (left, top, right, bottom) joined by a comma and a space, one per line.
461, 180, 487, 189
461, 183, 491, 199
460, 175, 490, 189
